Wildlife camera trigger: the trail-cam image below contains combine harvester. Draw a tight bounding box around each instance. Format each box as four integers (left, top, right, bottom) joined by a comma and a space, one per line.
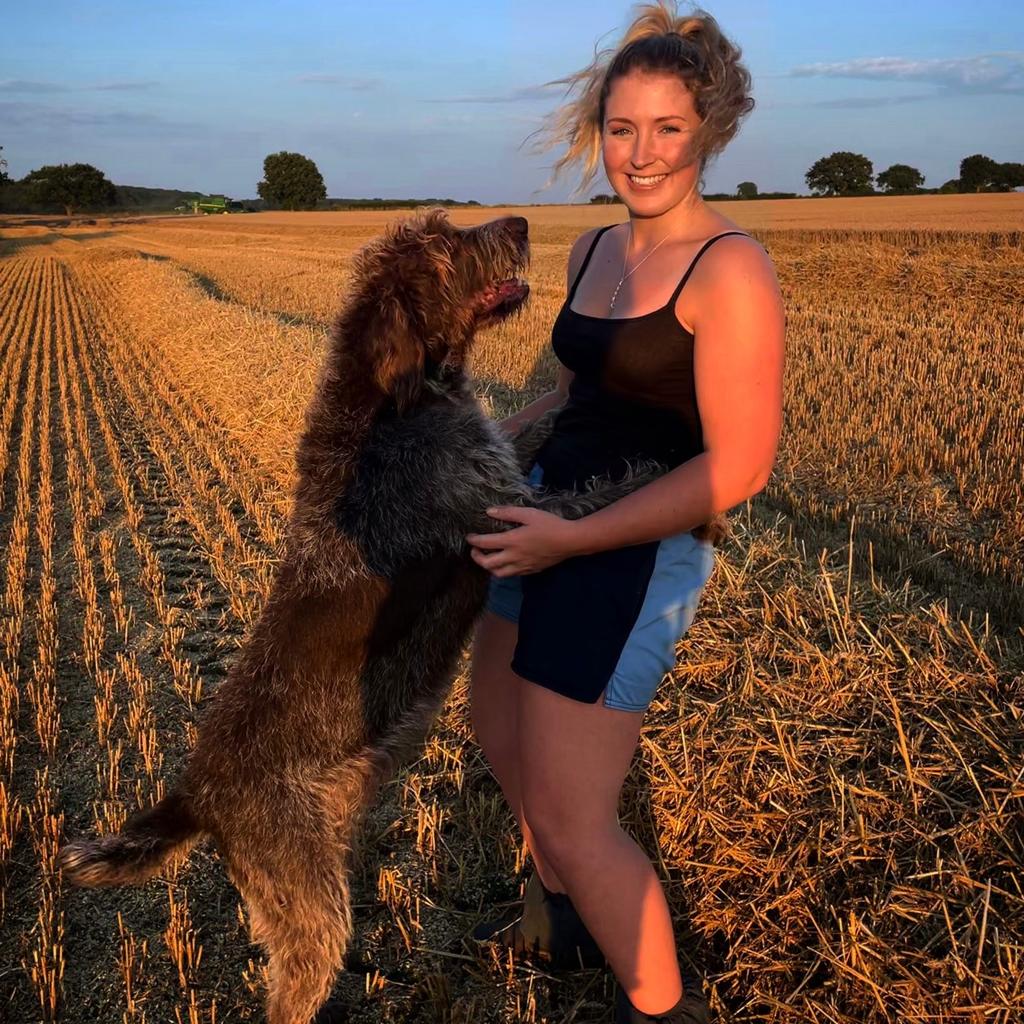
176, 194, 245, 215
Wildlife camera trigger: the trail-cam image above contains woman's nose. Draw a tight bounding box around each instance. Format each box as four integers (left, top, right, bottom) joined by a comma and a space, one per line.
630, 133, 655, 167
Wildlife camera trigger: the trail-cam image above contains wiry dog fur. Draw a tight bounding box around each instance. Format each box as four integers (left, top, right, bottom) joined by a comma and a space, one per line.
59, 208, 675, 1024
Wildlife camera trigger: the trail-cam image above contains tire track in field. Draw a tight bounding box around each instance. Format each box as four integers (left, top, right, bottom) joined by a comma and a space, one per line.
0, 258, 43, 511
78, 254, 290, 1021
0, 252, 273, 1022
58, 254, 273, 1021
0, 254, 60, 1023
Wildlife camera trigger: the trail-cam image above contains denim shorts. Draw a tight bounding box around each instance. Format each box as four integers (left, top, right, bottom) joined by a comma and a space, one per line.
485, 464, 714, 713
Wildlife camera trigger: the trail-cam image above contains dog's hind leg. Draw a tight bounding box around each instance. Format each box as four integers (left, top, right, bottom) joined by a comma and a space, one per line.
265, 914, 347, 1024
233, 838, 353, 1024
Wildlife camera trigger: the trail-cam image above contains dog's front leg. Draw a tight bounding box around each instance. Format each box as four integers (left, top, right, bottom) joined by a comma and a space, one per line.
508, 404, 563, 472
513, 465, 729, 547
473, 460, 665, 536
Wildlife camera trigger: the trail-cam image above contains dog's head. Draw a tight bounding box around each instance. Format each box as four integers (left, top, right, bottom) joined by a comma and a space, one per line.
338, 206, 530, 413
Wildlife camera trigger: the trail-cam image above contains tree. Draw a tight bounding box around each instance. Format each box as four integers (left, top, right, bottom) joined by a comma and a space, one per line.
736, 181, 758, 199
22, 162, 117, 215
959, 154, 1001, 192
876, 164, 924, 193
805, 151, 874, 196
938, 179, 961, 194
991, 161, 1024, 192
257, 151, 326, 211
0, 145, 9, 186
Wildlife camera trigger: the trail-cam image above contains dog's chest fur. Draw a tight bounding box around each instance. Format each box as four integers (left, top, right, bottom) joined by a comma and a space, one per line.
335, 374, 520, 580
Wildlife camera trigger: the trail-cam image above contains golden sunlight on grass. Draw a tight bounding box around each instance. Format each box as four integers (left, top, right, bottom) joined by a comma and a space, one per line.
0, 196, 1020, 1023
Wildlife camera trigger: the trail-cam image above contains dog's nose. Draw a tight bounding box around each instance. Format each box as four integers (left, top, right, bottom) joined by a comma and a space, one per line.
493, 216, 528, 240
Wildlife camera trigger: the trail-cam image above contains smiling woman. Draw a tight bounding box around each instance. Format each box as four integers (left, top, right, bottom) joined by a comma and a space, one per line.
466, 4, 783, 1024
527, 0, 754, 202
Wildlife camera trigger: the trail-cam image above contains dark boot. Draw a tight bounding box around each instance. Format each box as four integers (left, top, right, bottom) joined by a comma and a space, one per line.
614, 974, 710, 1024
471, 870, 606, 969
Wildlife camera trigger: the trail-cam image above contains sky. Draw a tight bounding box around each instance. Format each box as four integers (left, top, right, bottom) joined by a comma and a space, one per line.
2, 1, 1022, 204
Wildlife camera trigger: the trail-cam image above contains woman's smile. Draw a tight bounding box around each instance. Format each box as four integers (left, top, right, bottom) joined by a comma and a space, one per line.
626, 171, 670, 190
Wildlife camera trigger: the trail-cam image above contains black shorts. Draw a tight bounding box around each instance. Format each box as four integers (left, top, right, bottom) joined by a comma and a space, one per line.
484, 464, 714, 712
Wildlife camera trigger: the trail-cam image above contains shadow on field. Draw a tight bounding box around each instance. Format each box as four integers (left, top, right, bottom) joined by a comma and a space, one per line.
755, 487, 1024, 636
0, 229, 121, 252
136, 249, 330, 330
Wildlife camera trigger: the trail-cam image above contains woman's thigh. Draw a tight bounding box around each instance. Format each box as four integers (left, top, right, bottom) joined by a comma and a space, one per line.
468, 610, 522, 753
517, 681, 644, 846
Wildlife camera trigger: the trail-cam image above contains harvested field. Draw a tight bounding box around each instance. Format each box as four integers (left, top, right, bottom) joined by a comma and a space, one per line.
0, 196, 1021, 1023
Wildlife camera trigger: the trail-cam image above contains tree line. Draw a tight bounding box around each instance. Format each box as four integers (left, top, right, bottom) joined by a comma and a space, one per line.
801, 151, 1023, 197
593, 151, 1022, 203
2, 144, 1020, 217
0, 149, 482, 215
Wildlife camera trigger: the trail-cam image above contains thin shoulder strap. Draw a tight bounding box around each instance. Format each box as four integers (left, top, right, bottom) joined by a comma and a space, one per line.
567, 224, 616, 301
668, 230, 751, 304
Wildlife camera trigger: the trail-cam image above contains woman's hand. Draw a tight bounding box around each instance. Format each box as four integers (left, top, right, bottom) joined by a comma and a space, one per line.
466, 507, 581, 576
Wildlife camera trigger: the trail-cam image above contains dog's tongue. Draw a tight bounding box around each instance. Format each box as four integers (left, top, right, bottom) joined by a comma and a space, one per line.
493, 279, 521, 300
481, 279, 520, 303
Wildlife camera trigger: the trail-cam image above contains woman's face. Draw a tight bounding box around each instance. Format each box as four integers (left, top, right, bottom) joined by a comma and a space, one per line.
601, 68, 702, 214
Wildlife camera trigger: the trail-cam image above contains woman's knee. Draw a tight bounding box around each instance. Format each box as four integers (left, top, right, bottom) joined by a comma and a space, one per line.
520, 784, 611, 874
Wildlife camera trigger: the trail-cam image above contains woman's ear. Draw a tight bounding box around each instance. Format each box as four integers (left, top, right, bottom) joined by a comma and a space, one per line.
369, 287, 423, 414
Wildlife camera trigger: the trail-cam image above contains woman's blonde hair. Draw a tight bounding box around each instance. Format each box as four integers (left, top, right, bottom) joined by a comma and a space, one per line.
526, 1, 754, 198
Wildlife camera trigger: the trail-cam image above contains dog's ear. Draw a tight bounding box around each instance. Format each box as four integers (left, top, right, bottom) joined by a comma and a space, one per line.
370, 286, 423, 414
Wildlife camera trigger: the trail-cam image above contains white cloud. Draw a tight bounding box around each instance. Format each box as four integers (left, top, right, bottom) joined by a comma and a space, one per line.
90, 81, 160, 92
0, 101, 257, 143
427, 83, 562, 104
0, 79, 68, 93
790, 52, 1024, 94
0, 78, 160, 93
295, 73, 380, 90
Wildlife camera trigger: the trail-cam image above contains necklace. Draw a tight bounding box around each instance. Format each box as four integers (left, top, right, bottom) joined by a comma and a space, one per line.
608, 222, 674, 313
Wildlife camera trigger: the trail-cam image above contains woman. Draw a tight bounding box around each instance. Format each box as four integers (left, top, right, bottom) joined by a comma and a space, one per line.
465, 3, 785, 1022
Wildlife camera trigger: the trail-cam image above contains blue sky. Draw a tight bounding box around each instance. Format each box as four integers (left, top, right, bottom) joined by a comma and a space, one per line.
2, 1, 1022, 203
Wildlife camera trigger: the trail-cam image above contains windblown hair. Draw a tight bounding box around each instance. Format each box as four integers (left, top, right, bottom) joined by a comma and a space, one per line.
526, 1, 754, 197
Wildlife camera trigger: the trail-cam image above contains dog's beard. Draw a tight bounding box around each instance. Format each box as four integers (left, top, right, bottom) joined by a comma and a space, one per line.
472, 277, 530, 329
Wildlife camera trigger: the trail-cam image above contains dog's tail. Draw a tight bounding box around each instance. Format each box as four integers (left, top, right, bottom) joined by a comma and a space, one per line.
60, 789, 201, 887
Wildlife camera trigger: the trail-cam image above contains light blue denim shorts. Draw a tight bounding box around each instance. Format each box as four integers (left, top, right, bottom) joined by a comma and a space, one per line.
485, 464, 714, 713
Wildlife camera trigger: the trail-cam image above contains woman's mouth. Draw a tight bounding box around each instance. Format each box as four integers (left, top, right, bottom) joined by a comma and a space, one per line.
626, 172, 668, 190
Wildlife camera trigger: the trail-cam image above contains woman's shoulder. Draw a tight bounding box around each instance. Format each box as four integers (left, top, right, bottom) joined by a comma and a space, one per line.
693, 216, 773, 277
674, 224, 780, 333
565, 223, 618, 287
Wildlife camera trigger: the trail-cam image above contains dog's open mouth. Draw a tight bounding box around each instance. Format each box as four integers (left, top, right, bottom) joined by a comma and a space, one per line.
475, 277, 530, 322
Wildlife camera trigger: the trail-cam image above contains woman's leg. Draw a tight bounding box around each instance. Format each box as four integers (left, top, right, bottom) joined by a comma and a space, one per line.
468, 610, 566, 893
517, 681, 684, 1015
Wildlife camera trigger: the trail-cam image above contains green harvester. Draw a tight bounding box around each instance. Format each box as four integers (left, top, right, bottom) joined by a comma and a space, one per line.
176, 195, 245, 215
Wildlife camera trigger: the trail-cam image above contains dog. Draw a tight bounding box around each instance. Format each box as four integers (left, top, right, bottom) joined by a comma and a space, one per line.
59, 208, 665, 1024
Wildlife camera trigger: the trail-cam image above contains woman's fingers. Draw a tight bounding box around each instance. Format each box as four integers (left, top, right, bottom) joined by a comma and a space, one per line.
465, 529, 518, 550
470, 546, 531, 576
470, 546, 508, 570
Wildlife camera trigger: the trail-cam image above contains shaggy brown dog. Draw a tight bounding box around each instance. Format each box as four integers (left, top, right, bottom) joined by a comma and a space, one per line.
59, 208, 667, 1024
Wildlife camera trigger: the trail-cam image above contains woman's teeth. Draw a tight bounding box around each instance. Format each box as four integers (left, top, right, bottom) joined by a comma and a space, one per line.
628, 173, 667, 187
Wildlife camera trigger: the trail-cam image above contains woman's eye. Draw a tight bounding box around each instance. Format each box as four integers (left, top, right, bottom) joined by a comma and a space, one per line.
609, 126, 680, 135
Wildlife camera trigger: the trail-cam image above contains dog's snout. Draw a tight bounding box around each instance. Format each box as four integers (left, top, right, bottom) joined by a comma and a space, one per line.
492, 216, 528, 241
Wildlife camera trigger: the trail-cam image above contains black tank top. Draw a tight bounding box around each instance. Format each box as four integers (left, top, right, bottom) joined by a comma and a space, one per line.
534, 225, 752, 492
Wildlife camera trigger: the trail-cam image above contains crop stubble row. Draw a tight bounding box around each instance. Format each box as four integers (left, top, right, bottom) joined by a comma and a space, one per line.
0, 252, 287, 1022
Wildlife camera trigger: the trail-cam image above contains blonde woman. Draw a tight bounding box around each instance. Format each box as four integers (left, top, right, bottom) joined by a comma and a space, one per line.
465, 2, 784, 1021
